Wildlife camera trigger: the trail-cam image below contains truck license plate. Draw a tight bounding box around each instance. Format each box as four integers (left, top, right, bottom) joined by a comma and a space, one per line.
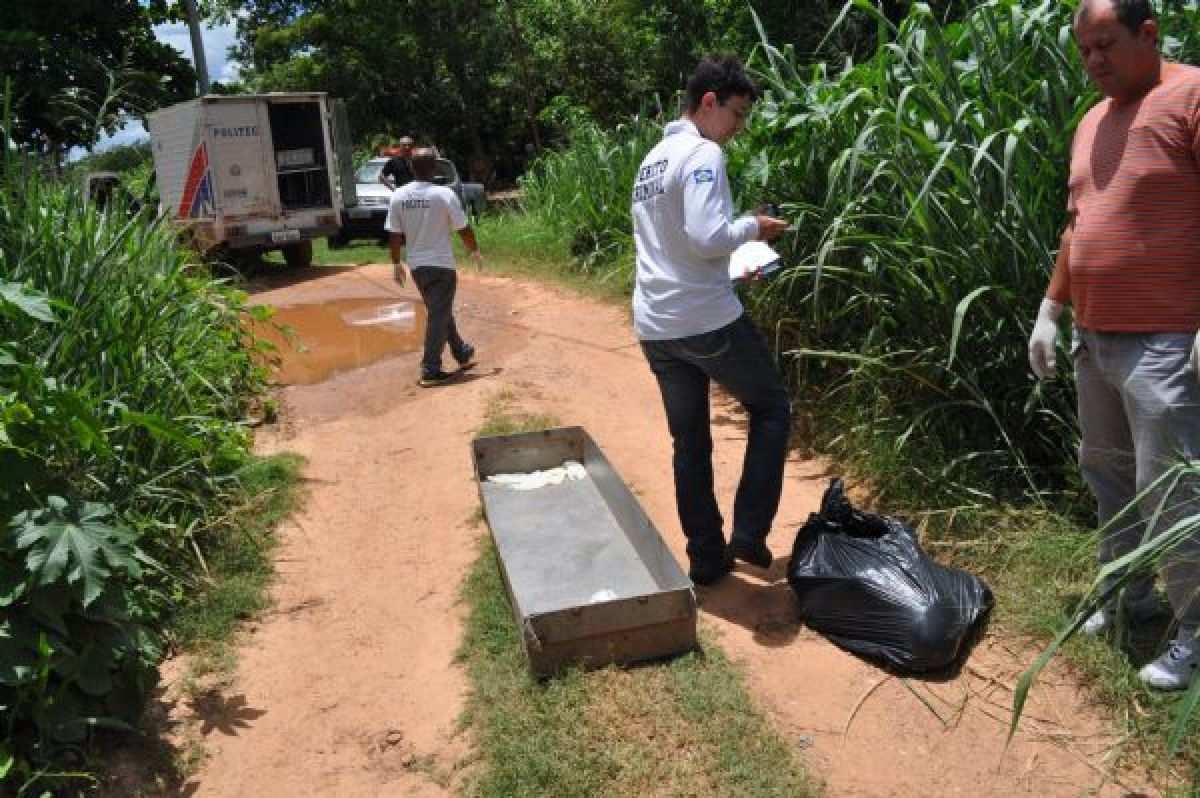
271, 229, 301, 243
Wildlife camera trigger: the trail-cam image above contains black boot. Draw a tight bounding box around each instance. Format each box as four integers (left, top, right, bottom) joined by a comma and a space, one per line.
730, 535, 773, 568
689, 548, 735, 586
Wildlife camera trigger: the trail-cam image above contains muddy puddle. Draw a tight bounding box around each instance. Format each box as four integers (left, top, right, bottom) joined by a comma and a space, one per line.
252, 298, 427, 385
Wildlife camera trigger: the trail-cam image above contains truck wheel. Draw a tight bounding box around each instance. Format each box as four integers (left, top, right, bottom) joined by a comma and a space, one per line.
209, 245, 261, 276
327, 229, 351, 250
282, 240, 313, 269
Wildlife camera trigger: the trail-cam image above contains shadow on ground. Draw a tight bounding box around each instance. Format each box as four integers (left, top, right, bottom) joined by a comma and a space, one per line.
245, 264, 361, 294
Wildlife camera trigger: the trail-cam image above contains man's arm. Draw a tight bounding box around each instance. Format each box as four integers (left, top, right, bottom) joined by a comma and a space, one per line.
1046, 223, 1072, 304
1028, 221, 1073, 379
445, 191, 482, 266
389, 233, 407, 285
680, 147, 783, 256
457, 226, 479, 253
384, 193, 407, 285
458, 226, 482, 266
380, 158, 396, 191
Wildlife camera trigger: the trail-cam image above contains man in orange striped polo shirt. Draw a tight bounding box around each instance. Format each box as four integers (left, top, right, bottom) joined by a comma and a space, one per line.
1028, 0, 1200, 690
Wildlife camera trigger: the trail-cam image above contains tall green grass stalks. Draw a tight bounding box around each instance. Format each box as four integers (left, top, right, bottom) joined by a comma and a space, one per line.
738, 0, 1092, 504
513, 0, 1200, 777
1, 134, 272, 787
520, 113, 662, 287
738, 0, 1200, 506
745, 0, 1200, 779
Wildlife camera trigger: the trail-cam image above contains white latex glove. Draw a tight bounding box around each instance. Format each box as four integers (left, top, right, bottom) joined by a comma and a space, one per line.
1028, 298, 1063, 380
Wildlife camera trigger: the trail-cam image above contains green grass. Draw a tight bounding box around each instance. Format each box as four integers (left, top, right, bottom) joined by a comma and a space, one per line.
458, 542, 814, 798
984, 514, 1200, 788
470, 212, 632, 303
291, 212, 632, 304
821, 429, 1200, 787
476, 388, 561, 438
463, 196, 1200, 788
312, 239, 389, 266
518, 114, 659, 287
171, 454, 306, 674
0, 158, 285, 790
460, 399, 813, 796
86, 453, 306, 797
459, 207, 1200, 788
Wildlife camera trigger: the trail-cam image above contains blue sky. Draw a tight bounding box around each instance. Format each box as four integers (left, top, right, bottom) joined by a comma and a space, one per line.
88, 18, 241, 152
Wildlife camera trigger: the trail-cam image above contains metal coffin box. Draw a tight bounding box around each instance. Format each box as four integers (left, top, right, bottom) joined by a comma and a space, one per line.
471, 426, 697, 676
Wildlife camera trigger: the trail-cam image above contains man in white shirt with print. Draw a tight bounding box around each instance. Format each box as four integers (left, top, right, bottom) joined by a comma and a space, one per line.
386, 147, 482, 387
632, 56, 789, 586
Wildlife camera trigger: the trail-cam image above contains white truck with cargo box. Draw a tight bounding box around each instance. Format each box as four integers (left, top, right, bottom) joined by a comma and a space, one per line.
147, 92, 356, 269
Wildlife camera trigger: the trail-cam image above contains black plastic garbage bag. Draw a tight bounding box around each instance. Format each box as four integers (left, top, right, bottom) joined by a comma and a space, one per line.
788, 479, 994, 672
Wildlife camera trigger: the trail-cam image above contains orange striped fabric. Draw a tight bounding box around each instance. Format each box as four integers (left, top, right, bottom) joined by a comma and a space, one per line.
1068, 64, 1200, 332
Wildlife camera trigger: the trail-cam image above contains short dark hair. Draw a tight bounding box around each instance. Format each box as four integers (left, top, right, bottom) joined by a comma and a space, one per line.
685, 56, 760, 113
1075, 0, 1156, 33
410, 148, 437, 180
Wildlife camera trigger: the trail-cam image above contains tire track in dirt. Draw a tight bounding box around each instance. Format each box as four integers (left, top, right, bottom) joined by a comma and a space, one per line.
169, 265, 1150, 797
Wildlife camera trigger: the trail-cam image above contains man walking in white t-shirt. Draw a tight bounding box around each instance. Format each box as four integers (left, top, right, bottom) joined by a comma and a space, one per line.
632, 55, 789, 586
386, 147, 482, 387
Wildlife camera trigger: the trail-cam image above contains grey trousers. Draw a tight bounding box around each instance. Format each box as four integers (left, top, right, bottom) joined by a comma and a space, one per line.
1075, 327, 1200, 629
411, 266, 469, 376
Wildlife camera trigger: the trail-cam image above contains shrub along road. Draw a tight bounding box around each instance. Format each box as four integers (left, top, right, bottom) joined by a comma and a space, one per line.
165, 264, 1150, 796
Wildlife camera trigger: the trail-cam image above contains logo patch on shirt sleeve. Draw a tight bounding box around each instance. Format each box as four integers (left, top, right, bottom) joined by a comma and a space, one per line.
692, 168, 715, 184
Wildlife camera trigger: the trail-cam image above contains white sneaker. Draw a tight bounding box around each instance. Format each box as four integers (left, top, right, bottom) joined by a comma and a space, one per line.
1081, 592, 1168, 637
1138, 637, 1200, 691
1082, 606, 1116, 636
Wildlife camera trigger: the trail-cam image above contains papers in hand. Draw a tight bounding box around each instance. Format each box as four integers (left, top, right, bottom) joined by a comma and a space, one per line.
729, 240, 782, 282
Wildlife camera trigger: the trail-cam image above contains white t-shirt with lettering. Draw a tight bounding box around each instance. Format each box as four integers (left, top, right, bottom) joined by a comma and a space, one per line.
631, 119, 759, 340
384, 181, 468, 270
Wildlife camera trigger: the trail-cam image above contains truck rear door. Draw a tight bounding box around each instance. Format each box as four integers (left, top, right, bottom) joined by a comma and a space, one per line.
331, 99, 357, 209
206, 99, 276, 219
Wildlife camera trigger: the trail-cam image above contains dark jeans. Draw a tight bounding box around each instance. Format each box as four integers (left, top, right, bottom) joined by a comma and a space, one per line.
411, 266, 470, 376
640, 314, 791, 564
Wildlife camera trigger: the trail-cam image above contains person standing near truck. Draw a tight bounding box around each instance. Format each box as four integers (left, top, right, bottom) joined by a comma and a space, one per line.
631, 55, 789, 586
387, 147, 481, 387
380, 136, 415, 191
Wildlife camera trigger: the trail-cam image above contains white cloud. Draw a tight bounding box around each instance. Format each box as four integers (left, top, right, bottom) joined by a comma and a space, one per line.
79, 19, 242, 159
99, 118, 147, 149
153, 19, 242, 86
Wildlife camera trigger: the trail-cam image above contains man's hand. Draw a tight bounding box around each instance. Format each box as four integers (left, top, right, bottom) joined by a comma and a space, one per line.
755, 215, 788, 242
392, 261, 408, 286
1028, 298, 1063, 380
470, 250, 484, 269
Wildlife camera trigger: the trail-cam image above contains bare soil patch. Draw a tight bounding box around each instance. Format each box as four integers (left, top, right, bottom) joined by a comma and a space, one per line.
159, 264, 1149, 797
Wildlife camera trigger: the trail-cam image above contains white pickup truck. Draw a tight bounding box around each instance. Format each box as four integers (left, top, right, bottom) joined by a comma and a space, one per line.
331, 155, 487, 248
147, 92, 356, 268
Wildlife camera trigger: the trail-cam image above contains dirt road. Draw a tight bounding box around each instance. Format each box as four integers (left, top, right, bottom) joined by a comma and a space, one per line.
172, 265, 1148, 796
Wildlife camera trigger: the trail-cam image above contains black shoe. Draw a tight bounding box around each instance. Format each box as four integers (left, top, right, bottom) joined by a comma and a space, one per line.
731, 536, 773, 568
689, 549, 735, 586
456, 344, 477, 370
418, 370, 461, 388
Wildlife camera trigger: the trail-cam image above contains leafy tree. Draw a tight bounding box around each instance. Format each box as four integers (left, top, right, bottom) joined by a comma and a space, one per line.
0, 0, 196, 160
212, 0, 977, 181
